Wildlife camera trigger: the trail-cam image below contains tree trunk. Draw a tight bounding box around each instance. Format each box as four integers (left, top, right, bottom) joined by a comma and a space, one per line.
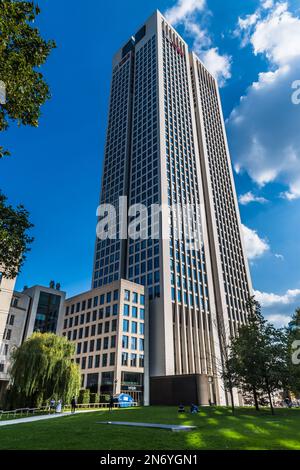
253, 387, 260, 411
229, 387, 235, 415
266, 379, 275, 415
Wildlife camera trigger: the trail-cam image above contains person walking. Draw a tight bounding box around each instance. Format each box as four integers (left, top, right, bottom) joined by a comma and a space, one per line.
50, 398, 56, 414
56, 399, 62, 413
71, 396, 77, 414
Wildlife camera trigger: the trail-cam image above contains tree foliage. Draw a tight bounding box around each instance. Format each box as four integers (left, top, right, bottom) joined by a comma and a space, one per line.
0, 192, 33, 278
229, 297, 289, 414
0, 0, 56, 157
8, 333, 81, 408
286, 308, 300, 396
0, 1, 55, 276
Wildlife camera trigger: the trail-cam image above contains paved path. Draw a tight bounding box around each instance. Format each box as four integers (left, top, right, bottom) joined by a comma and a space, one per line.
0, 409, 101, 427
97, 421, 197, 432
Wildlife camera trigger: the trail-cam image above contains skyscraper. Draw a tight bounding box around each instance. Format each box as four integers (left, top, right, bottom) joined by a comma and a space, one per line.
92, 11, 252, 404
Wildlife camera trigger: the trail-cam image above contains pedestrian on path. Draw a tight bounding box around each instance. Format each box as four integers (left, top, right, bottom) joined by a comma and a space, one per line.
109, 395, 114, 412
71, 396, 77, 414
56, 400, 62, 413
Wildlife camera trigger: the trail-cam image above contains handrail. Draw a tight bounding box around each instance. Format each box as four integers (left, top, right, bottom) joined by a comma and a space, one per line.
0, 402, 139, 419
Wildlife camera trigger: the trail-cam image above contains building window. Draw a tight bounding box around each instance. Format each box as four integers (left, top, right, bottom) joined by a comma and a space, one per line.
132, 306, 138, 318
81, 357, 86, 369
9, 315, 15, 326
132, 292, 138, 303
96, 338, 101, 351
113, 290, 119, 301
106, 292, 111, 303
123, 304, 130, 316
113, 304, 118, 316
139, 323, 144, 335
124, 290, 130, 301
131, 321, 137, 334
140, 294, 145, 305
88, 356, 93, 369
139, 338, 144, 351
122, 335, 129, 349
103, 337, 109, 349
140, 308, 145, 320
112, 319, 117, 331
102, 354, 108, 367
104, 321, 110, 333
130, 354, 137, 367
111, 335, 116, 348
139, 355, 144, 368
122, 352, 128, 366
110, 352, 115, 366
131, 337, 137, 350
95, 355, 100, 368
123, 319, 129, 332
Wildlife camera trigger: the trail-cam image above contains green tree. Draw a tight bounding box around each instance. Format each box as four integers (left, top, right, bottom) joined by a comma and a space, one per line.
0, 0, 56, 157
230, 297, 289, 414
286, 308, 300, 396
8, 333, 81, 408
230, 298, 265, 411
214, 318, 239, 415
0, 192, 33, 278
0, 1, 55, 275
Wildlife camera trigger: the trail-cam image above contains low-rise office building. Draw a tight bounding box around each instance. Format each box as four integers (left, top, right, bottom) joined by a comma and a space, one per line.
0, 285, 65, 399
60, 279, 148, 404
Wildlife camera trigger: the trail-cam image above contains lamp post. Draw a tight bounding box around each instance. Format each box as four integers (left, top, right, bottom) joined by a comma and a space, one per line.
208, 376, 214, 405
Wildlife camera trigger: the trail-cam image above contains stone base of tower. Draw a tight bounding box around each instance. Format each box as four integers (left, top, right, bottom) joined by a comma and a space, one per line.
149, 374, 222, 406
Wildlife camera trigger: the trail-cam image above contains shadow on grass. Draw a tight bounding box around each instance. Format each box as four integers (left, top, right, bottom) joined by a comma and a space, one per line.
0, 406, 299, 450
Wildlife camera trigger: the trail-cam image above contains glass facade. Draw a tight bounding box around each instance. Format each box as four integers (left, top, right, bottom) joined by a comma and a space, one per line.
34, 292, 61, 333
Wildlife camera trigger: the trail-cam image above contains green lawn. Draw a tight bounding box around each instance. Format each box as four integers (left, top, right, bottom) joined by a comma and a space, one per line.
0, 406, 300, 450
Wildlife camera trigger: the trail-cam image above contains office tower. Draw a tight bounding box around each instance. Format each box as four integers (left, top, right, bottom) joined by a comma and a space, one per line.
92, 11, 252, 404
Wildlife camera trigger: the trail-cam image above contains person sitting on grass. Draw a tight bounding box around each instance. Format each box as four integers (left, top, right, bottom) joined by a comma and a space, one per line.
190, 404, 199, 414
178, 404, 185, 413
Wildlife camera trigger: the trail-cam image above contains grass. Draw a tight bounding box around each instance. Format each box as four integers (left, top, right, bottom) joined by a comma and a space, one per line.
0, 406, 300, 450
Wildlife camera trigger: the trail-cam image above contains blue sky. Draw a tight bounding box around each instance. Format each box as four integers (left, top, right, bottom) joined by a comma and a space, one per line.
1, 0, 300, 325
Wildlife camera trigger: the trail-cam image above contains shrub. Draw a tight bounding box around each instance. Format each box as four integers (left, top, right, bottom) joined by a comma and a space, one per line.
90, 393, 100, 404
100, 394, 110, 403
78, 389, 90, 404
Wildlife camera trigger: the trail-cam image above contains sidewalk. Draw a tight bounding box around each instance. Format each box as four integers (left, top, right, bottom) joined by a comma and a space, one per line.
0, 409, 101, 427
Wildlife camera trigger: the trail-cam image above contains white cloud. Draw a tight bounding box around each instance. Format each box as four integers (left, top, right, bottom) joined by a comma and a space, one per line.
254, 288, 300, 326
165, 0, 206, 24
251, 3, 300, 65
228, 2, 300, 200
262, 0, 274, 9
239, 191, 268, 205
275, 253, 284, 261
254, 288, 300, 307
265, 313, 290, 327
164, 0, 231, 86
242, 224, 270, 260
201, 48, 232, 87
